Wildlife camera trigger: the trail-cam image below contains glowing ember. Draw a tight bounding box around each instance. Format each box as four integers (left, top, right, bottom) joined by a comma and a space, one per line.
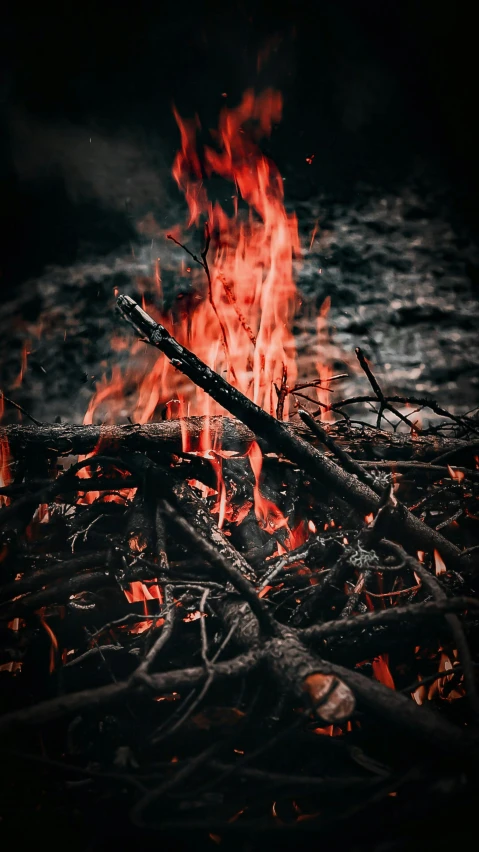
428, 650, 465, 702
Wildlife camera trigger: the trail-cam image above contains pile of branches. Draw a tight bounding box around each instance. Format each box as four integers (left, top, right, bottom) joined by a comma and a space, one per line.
0, 296, 478, 851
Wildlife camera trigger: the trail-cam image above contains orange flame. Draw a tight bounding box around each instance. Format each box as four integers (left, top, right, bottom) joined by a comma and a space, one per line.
428, 650, 465, 701
247, 441, 289, 533
39, 615, 58, 673
315, 297, 332, 420
124, 582, 163, 605
85, 89, 324, 430
434, 549, 447, 576
447, 465, 465, 483
81, 89, 331, 563
11, 342, 30, 390
0, 437, 12, 508
372, 655, 395, 690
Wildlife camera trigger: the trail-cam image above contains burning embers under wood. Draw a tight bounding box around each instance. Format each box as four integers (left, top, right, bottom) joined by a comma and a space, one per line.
0, 89, 478, 842
0, 307, 478, 837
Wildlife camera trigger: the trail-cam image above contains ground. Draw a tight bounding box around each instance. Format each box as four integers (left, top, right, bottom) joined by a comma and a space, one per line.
1, 178, 478, 427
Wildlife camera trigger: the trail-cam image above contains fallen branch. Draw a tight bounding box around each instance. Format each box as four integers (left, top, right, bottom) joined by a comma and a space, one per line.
116, 295, 469, 570
1, 419, 470, 461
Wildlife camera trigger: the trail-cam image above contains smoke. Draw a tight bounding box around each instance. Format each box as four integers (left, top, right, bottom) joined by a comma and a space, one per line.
8, 108, 169, 215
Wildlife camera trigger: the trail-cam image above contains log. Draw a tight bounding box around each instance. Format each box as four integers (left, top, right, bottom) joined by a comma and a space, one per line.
0, 419, 472, 463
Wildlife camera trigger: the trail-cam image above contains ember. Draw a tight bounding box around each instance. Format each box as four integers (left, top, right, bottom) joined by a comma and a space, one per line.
0, 84, 478, 851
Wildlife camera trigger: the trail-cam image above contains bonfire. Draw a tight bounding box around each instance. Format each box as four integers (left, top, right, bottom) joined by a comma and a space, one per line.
0, 89, 478, 849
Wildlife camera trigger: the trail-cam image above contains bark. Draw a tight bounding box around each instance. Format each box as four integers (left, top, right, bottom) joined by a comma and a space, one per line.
1, 419, 472, 462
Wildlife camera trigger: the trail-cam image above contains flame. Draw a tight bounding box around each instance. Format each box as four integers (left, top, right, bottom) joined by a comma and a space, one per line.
0, 437, 12, 507
39, 615, 58, 673
128, 619, 156, 635
80, 88, 331, 564
85, 89, 330, 430
434, 549, 447, 576
124, 582, 163, 605
11, 342, 30, 390
412, 674, 427, 705
372, 655, 395, 689
309, 220, 319, 251
428, 650, 465, 701
247, 441, 289, 533
315, 297, 332, 420
447, 465, 465, 483
129, 534, 148, 553
284, 520, 309, 550
170, 89, 300, 417
313, 725, 345, 737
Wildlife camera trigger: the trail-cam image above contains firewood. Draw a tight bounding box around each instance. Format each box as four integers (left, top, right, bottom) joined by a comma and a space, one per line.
1, 418, 473, 462
115, 295, 469, 570
0, 298, 476, 841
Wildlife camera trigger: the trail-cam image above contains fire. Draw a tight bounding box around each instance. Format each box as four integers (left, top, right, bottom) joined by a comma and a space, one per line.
170, 89, 301, 417
372, 655, 395, 690
80, 88, 330, 569
315, 297, 333, 420
11, 341, 30, 389
447, 465, 465, 483
428, 650, 465, 701
0, 437, 12, 508
247, 441, 289, 533
39, 615, 58, 673
85, 89, 330, 431
124, 581, 162, 605
434, 549, 447, 576
411, 676, 427, 705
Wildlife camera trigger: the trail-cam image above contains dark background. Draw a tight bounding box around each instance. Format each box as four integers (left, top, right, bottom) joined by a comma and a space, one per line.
1, 0, 478, 294
0, 6, 478, 848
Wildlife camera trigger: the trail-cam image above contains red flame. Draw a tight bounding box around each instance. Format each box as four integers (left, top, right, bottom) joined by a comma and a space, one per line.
447, 465, 465, 483
247, 441, 289, 533
0, 437, 12, 508
372, 654, 395, 690
80, 88, 331, 568
85, 89, 322, 429
39, 615, 58, 673
434, 549, 447, 576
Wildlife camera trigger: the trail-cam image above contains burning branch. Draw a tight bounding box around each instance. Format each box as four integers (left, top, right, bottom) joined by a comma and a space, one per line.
116, 295, 470, 571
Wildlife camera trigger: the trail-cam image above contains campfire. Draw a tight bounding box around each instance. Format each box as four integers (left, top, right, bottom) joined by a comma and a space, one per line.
0, 90, 478, 848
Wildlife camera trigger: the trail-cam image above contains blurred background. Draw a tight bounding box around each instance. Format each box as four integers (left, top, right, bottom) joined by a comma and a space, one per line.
1, 0, 478, 285
1, 0, 478, 422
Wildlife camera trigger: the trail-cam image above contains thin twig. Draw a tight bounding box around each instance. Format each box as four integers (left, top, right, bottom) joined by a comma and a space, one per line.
0, 391, 44, 427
